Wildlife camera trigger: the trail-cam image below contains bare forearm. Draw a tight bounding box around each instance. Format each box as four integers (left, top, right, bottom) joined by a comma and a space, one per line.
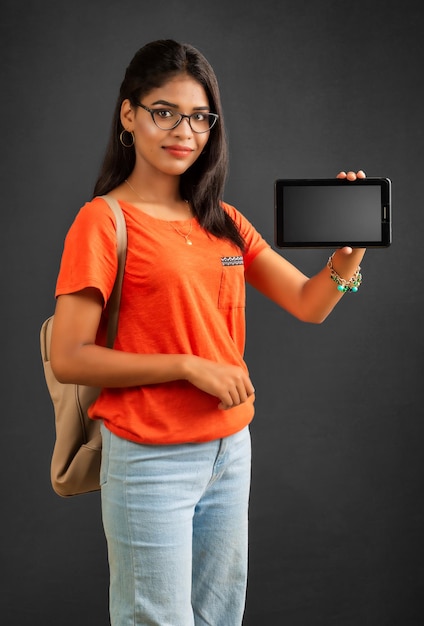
51, 343, 190, 388
301, 247, 366, 323
246, 246, 365, 324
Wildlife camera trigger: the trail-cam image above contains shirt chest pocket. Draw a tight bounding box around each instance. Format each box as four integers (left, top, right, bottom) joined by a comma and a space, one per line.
218, 257, 245, 309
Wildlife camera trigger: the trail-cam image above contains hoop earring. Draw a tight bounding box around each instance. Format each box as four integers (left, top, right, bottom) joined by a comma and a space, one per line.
119, 129, 135, 148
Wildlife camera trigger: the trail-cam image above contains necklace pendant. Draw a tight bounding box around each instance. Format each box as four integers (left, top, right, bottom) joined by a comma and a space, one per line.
185, 237, 193, 245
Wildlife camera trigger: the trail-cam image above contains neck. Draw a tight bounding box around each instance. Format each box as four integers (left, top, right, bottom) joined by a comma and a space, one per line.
128, 162, 182, 205
123, 172, 191, 221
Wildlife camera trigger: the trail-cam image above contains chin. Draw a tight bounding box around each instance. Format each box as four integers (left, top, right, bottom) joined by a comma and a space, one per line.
163, 161, 197, 176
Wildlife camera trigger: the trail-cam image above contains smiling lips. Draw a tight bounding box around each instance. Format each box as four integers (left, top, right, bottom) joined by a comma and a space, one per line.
163, 145, 194, 158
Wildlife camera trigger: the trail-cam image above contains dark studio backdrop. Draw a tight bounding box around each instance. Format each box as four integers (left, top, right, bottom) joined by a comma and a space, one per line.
1, 1, 423, 624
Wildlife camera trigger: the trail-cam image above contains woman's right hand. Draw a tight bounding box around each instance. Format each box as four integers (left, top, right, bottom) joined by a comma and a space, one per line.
183, 356, 255, 410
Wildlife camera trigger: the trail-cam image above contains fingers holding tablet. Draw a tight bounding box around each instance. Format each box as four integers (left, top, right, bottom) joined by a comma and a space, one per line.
337, 170, 366, 180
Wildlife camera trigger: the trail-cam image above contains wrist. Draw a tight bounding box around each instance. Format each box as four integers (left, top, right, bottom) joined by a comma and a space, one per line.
179, 353, 197, 382
327, 252, 362, 293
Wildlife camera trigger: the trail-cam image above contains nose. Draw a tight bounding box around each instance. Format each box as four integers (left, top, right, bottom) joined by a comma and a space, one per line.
173, 115, 192, 137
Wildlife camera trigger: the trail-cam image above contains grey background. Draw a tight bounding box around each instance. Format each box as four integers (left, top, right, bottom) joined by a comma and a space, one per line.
1, 1, 423, 624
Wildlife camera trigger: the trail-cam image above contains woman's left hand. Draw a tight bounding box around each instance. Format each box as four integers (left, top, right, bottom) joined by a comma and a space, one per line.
335, 169, 366, 255
336, 170, 366, 181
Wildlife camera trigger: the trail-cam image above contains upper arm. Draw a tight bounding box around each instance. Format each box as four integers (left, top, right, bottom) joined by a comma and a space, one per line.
50, 288, 104, 376
245, 247, 310, 319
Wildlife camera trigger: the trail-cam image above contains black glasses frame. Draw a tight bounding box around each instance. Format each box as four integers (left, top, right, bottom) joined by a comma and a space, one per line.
136, 102, 218, 133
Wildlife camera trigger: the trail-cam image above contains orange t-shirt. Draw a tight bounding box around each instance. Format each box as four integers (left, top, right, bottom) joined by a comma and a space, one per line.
55, 197, 269, 444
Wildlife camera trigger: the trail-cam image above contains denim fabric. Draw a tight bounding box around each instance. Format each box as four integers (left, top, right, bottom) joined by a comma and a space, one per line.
100, 424, 251, 626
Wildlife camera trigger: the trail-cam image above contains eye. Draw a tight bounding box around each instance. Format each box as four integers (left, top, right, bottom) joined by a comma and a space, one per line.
155, 109, 175, 119
192, 112, 207, 122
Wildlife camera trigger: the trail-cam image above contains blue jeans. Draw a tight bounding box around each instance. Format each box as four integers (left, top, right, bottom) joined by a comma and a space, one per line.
100, 424, 251, 626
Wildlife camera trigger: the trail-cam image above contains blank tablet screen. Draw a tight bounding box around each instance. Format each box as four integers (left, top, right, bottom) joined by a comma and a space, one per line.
275, 178, 391, 248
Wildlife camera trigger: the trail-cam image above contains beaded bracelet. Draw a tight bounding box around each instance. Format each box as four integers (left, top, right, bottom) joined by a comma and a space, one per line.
327, 253, 362, 293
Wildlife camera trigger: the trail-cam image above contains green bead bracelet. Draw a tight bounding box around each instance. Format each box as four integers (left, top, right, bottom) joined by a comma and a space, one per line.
327, 253, 362, 293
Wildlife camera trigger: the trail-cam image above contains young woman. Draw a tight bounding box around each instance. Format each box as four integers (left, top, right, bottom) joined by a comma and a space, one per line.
50, 39, 366, 626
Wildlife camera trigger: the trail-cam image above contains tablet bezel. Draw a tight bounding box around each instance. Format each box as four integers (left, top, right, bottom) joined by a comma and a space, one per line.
274, 177, 392, 248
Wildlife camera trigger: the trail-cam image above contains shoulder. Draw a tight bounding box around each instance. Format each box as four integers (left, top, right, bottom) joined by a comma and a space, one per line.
63, 197, 119, 252
68, 196, 118, 235
221, 201, 250, 228
75, 196, 116, 222
221, 200, 259, 236
221, 200, 270, 265
221, 200, 240, 220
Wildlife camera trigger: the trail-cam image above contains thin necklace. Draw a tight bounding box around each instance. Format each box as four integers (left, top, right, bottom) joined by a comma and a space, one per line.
125, 179, 193, 246
168, 219, 193, 246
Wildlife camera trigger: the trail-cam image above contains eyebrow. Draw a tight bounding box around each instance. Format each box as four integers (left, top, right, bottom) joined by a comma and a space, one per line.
151, 99, 210, 111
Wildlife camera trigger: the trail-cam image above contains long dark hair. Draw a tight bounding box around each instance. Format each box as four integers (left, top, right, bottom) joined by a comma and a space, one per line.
93, 39, 244, 250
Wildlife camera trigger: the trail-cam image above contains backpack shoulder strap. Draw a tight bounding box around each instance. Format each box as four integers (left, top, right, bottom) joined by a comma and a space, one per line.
99, 195, 128, 348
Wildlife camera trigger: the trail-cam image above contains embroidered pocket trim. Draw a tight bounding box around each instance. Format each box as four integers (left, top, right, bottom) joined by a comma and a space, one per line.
221, 256, 244, 267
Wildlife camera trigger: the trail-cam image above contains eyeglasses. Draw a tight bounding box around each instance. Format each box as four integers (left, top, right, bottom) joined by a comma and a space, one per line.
136, 102, 219, 133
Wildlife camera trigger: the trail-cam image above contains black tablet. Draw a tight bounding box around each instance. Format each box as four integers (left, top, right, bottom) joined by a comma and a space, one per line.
274, 177, 392, 248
